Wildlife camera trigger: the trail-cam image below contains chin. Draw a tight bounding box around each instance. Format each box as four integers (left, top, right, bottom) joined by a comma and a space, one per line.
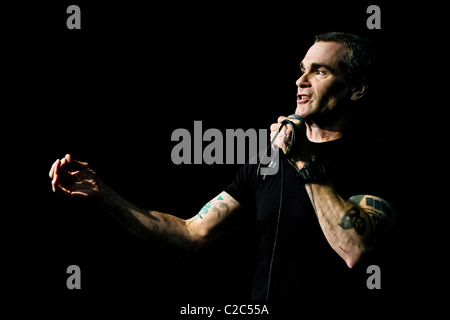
295, 105, 310, 118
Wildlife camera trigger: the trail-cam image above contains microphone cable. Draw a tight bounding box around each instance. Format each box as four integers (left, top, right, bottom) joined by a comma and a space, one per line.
265, 158, 283, 300
259, 114, 303, 300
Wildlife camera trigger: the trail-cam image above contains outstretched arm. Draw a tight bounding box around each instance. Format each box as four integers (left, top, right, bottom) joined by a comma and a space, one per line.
49, 154, 241, 251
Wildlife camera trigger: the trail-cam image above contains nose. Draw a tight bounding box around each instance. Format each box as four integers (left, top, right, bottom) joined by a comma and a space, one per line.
296, 73, 311, 88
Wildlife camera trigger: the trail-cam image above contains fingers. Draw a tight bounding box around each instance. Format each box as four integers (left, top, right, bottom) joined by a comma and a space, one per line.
50, 159, 60, 192
49, 154, 71, 177
270, 116, 298, 153
49, 154, 71, 180
270, 123, 281, 134
278, 115, 301, 126
49, 154, 78, 194
49, 159, 60, 179
51, 164, 72, 195
49, 153, 95, 198
51, 164, 70, 194
278, 116, 289, 123
60, 154, 72, 167
72, 159, 89, 169
270, 118, 293, 138
269, 124, 281, 143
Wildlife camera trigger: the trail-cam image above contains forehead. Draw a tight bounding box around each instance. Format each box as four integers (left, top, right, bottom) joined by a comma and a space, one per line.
301, 41, 348, 69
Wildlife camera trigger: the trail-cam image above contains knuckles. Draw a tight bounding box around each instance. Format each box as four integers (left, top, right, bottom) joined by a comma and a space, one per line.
270, 123, 280, 132
277, 116, 288, 123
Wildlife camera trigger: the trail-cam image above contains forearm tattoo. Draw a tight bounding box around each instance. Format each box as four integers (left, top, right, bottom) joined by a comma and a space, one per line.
338, 206, 367, 235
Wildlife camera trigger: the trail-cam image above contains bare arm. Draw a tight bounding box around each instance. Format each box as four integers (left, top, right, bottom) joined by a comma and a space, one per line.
101, 188, 241, 251
49, 154, 241, 252
305, 182, 396, 268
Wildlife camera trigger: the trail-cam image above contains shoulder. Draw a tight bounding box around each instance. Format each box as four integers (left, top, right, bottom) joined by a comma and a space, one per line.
334, 131, 399, 204
223, 162, 259, 207
345, 130, 391, 156
336, 130, 397, 173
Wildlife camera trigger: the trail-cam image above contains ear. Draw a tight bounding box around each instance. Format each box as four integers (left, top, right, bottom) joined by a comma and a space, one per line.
350, 78, 369, 101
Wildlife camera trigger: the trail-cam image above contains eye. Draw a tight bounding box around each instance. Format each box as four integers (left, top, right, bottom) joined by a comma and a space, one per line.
316, 69, 326, 75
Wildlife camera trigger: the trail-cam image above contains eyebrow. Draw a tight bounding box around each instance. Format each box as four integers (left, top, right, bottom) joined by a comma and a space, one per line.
300, 62, 336, 74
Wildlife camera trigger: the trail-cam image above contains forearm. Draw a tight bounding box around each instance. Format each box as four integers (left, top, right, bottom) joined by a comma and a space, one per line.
49, 154, 213, 251
305, 183, 372, 268
100, 185, 195, 251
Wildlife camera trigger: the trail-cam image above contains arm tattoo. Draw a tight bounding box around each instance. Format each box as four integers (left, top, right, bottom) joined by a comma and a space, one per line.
217, 202, 230, 217
189, 194, 230, 224
365, 196, 391, 226
338, 206, 367, 235
210, 196, 229, 218
190, 201, 212, 223
210, 203, 230, 218
199, 201, 212, 217
366, 209, 385, 226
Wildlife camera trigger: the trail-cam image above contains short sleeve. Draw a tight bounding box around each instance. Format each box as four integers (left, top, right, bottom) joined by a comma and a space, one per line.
224, 163, 258, 208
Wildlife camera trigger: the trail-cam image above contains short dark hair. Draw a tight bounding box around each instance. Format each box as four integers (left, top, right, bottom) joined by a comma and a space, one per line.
314, 32, 373, 84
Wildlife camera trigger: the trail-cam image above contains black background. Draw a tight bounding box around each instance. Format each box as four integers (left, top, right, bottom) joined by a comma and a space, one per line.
4, 1, 446, 318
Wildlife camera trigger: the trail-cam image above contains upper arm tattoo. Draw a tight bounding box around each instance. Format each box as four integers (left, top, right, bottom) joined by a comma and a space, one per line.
188, 192, 237, 225
348, 194, 395, 229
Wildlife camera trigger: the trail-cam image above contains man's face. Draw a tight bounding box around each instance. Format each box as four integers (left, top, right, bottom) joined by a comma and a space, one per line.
295, 41, 354, 121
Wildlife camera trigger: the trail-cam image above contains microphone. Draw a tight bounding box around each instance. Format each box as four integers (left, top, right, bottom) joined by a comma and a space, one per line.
282, 114, 305, 126
261, 114, 304, 179
272, 114, 305, 156
271, 114, 304, 146
282, 114, 304, 157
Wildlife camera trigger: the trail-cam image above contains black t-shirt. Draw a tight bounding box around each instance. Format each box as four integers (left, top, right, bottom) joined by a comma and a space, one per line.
224, 133, 396, 300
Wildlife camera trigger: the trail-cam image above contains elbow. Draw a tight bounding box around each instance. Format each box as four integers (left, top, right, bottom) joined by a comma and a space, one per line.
186, 225, 211, 253
345, 256, 359, 269
341, 246, 366, 269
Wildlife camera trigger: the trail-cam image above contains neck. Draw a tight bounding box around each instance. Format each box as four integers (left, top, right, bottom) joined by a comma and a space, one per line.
305, 114, 348, 142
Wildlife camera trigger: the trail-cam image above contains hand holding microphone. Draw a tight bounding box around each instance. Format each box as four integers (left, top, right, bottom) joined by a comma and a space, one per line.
269, 114, 305, 156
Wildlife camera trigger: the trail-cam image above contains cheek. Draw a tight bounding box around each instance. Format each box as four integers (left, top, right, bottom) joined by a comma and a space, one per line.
318, 81, 351, 108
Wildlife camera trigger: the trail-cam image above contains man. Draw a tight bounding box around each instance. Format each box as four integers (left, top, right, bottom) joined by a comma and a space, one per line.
49, 32, 397, 299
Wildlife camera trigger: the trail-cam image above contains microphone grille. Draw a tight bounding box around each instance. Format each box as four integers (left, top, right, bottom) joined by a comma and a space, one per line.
288, 114, 304, 124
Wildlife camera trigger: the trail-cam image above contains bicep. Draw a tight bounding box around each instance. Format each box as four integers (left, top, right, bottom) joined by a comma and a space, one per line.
186, 191, 241, 242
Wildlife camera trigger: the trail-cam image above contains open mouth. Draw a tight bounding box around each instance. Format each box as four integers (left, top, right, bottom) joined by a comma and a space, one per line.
297, 94, 311, 102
